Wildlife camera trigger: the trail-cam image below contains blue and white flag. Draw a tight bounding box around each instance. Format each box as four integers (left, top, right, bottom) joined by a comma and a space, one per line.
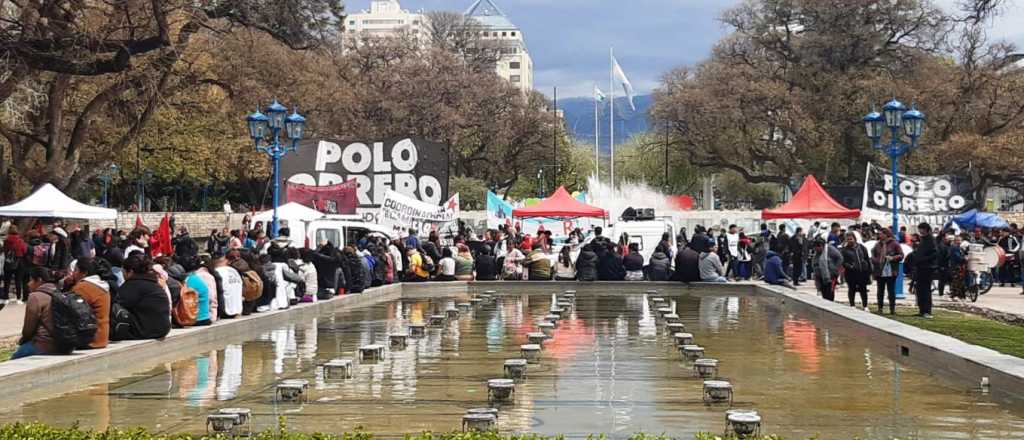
594, 86, 607, 102
612, 56, 636, 111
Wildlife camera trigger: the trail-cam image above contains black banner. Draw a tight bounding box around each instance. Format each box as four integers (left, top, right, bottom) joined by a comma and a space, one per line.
862, 163, 976, 226
281, 137, 450, 210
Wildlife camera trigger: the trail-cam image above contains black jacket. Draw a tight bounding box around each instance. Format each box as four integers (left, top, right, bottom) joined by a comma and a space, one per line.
310, 246, 343, 289
672, 247, 701, 283
914, 235, 939, 273
475, 255, 498, 281
117, 274, 171, 340
174, 234, 198, 258
623, 253, 645, 271
575, 247, 599, 281
344, 253, 366, 293
648, 251, 672, 281
597, 251, 625, 281
840, 244, 872, 279
689, 232, 711, 253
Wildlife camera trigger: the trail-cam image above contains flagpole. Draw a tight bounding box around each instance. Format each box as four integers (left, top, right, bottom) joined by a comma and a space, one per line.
594, 84, 600, 180
610, 47, 615, 188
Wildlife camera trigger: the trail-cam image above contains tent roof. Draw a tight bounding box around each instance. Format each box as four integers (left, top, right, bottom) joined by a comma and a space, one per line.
762, 175, 861, 220
512, 187, 608, 219
253, 202, 325, 223
0, 184, 117, 220
948, 209, 1010, 230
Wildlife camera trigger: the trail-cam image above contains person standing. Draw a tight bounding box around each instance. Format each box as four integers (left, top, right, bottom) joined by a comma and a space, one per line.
3, 225, 28, 303
935, 234, 952, 297
788, 228, 807, 286
872, 229, 904, 315
725, 225, 740, 279
772, 224, 791, 282
913, 223, 937, 318
840, 233, 872, 310
812, 239, 843, 302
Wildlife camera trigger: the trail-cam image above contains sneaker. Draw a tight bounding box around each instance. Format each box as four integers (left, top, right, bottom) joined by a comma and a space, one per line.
256, 305, 271, 313
923, 314, 934, 319
863, 307, 870, 312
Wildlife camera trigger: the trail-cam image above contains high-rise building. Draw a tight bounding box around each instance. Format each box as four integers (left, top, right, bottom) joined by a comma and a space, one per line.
345, 0, 427, 40
465, 0, 534, 93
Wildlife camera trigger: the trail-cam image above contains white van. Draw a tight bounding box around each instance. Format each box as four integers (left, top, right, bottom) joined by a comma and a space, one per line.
606, 218, 677, 262
305, 220, 396, 249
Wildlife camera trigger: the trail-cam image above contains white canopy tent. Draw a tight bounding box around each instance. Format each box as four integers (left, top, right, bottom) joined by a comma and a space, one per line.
252, 202, 325, 224
0, 183, 117, 219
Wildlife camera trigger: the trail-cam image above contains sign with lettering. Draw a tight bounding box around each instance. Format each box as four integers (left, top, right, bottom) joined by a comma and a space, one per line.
281, 137, 450, 211
378, 190, 460, 236
861, 163, 976, 227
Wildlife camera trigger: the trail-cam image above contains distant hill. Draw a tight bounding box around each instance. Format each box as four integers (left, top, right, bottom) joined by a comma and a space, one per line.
560, 94, 652, 152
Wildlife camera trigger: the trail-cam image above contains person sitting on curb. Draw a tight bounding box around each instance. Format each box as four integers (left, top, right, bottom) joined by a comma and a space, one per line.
12, 267, 65, 359
763, 250, 794, 289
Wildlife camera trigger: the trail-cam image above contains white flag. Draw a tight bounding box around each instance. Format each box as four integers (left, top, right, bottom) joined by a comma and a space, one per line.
612, 56, 636, 111
594, 86, 606, 102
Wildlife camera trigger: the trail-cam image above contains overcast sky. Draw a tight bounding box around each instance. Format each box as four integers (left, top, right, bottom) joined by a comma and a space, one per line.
351, 0, 1024, 98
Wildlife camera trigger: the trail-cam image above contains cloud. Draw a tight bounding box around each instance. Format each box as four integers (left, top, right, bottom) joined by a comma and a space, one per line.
350, 0, 1024, 98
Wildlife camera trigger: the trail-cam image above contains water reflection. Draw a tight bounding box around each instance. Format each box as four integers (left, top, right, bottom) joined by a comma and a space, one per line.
5, 292, 1024, 439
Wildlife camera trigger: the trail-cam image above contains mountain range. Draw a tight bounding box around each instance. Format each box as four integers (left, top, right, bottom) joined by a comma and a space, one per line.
559, 94, 653, 152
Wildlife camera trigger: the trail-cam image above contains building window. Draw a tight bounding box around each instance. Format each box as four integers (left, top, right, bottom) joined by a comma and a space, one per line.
510, 62, 521, 69
363, 19, 405, 25
349, 20, 356, 26
510, 75, 521, 82
502, 32, 507, 37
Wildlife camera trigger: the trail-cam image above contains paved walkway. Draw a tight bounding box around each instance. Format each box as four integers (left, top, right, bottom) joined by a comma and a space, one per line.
793, 280, 1022, 317
0, 302, 24, 346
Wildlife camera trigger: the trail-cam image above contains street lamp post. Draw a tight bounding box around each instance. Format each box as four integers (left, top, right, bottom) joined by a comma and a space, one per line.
863, 98, 926, 299
246, 100, 306, 238
99, 164, 118, 208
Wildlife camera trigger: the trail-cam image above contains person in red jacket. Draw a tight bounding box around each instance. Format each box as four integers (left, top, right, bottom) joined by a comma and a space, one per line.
4, 225, 29, 303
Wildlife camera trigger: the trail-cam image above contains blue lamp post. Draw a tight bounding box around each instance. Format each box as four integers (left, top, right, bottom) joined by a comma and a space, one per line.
99, 163, 119, 208
863, 98, 926, 299
246, 101, 306, 238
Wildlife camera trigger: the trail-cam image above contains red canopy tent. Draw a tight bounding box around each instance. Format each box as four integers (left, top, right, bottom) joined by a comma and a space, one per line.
512, 186, 608, 219
762, 175, 861, 220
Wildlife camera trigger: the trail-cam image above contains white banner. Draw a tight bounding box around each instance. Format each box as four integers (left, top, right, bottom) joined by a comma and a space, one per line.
378, 190, 459, 236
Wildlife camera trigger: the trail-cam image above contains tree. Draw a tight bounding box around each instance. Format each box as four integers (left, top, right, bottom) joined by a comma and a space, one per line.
651, 0, 1021, 202
0, 0, 345, 201
424, 11, 501, 73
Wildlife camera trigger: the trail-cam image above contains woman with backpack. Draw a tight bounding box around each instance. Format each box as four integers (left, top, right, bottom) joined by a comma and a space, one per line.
12, 267, 64, 359
67, 257, 112, 349
115, 254, 171, 340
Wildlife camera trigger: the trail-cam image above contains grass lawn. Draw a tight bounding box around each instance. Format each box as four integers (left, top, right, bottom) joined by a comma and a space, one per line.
881, 307, 1024, 359
0, 348, 12, 362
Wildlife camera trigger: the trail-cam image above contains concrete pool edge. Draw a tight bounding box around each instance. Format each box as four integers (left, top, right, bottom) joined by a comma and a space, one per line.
759, 284, 1024, 399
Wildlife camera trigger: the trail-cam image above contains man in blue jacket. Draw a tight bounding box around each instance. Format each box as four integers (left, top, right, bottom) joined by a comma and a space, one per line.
764, 250, 794, 289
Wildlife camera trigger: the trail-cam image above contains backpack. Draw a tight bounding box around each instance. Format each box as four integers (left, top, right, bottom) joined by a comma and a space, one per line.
421, 256, 435, 274
241, 271, 263, 302
31, 243, 49, 266
109, 302, 133, 341
48, 290, 98, 351
172, 284, 198, 327
4, 247, 19, 272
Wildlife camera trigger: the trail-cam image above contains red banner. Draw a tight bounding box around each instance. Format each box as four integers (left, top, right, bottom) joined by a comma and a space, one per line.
286, 180, 358, 215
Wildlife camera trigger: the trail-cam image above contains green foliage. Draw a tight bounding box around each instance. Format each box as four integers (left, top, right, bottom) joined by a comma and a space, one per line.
450, 177, 488, 211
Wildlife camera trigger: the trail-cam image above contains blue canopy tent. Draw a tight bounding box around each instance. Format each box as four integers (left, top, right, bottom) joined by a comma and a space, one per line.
947, 209, 1010, 230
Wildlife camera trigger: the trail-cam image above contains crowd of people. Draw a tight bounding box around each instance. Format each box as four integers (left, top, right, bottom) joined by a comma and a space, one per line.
2, 215, 1020, 360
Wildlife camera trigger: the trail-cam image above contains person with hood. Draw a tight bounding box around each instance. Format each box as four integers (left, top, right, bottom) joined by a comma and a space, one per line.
296, 249, 319, 302
3, 225, 28, 303
812, 239, 844, 302
648, 244, 672, 281
699, 244, 727, 283
116, 254, 171, 340
269, 245, 303, 308
554, 246, 576, 281
475, 246, 499, 281
359, 247, 375, 290
763, 250, 793, 289
343, 246, 367, 293
672, 245, 701, 283
526, 243, 552, 281
574, 243, 599, 282
623, 243, 646, 281
872, 229, 904, 314
68, 257, 112, 348
12, 267, 64, 359
840, 232, 872, 310
597, 243, 626, 281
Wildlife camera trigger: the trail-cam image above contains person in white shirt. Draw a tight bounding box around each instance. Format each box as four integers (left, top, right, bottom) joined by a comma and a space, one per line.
726, 224, 741, 279
212, 253, 243, 318
436, 247, 457, 282
296, 249, 319, 302
124, 228, 150, 257
388, 240, 404, 276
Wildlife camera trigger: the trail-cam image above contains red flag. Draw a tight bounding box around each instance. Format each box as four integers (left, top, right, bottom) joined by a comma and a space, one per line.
135, 215, 144, 229
286, 180, 358, 215
153, 214, 173, 257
